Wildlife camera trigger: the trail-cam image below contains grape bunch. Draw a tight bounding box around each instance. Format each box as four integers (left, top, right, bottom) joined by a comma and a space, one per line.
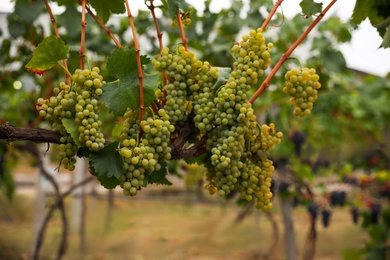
118, 108, 175, 196
283, 67, 321, 117
71, 67, 105, 151
35, 67, 106, 170
152, 46, 218, 132
203, 28, 282, 211
152, 28, 282, 210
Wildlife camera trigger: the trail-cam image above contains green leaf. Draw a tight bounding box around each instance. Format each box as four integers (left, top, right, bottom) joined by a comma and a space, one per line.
212, 67, 232, 93
112, 122, 124, 138
25, 35, 69, 75
89, 0, 126, 24
299, 0, 323, 17
15, 0, 43, 24
101, 47, 157, 116
161, 0, 189, 19
145, 164, 172, 186
184, 152, 209, 165
57, 5, 81, 39
55, 0, 78, 6
381, 25, 390, 48
95, 175, 120, 189
61, 118, 82, 148
7, 14, 27, 38
89, 141, 124, 179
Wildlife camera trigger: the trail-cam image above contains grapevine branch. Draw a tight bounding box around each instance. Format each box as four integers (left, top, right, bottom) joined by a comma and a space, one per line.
0, 122, 62, 144
80, 0, 87, 70
148, 0, 167, 101
261, 0, 284, 30
125, 0, 145, 122
86, 6, 123, 48
177, 11, 188, 51
0, 122, 205, 159
43, 0, 71, 85
248, 0, 338, 103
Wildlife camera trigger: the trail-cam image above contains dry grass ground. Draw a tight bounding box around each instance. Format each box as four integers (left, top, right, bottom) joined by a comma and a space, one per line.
0, 191, 366, 260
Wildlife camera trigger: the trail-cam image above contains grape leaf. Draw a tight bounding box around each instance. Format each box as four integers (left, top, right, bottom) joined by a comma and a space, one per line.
145, 164, 172, 186
382, 25, 390, 48
61, 118, 82, 148
183, 151, 209, 165
15, 0, 43, 24
25, 35, 69, 75
89, 141, 124, 179
94, 175, 120, 189
111, 122, 124, 138
89, 0, 126, 24
299, 0, 323, 17
160, 0, 189, 19
212, 67, 232, 93
55, 0, 78, 6
101, 47, 158, 117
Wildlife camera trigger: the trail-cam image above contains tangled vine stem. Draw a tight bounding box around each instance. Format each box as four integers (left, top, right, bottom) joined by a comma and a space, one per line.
261, 0, 284, 30
249, 0, 338, 104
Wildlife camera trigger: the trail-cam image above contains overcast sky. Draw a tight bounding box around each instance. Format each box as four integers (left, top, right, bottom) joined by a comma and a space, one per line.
0, 0, 389, 77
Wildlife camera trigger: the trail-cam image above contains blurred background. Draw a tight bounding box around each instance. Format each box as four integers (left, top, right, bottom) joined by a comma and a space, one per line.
1, 0, 390, 259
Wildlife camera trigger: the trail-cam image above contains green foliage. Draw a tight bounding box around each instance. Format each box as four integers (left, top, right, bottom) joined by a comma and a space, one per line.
89, 141, 124, 186
25, 36, 69, 74
352, 0, 390, 47
300, 0, 323, 17
144, 163, 172, 186
101, 47, 157, 116
89, 0, 126, 24
160, 0, 190, 19
61, 118, 82, 148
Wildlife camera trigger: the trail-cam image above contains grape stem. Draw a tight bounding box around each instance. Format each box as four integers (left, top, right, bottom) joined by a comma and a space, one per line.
148, 0, 167, 104
261, 0, 284, 31
86, 5, 123, 48
43, 0, 71, 85
177, 11, 188, 51
125, 0, 145, 123
249, 0, 338, 104
80, 0, 87, 70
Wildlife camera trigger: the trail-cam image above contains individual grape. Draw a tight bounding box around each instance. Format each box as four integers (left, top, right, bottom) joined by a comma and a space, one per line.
283, 67, 321, 117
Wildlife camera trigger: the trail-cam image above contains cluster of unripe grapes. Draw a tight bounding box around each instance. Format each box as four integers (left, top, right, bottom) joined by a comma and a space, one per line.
36, 67, 105, 170
152, 28, 283, 210
118, 108, 174, 196
283, 67, 321, 117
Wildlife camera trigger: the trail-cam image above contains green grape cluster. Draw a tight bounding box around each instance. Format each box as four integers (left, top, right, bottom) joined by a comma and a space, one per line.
118, 108, 175, 196
152, 46, 218, 132
152, 47, 195, 125
283, 67, 321, 117
35, 67, 105, 170
203, 28, 282, 211
71, 67, 106, 151
151, 28, 282, 210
